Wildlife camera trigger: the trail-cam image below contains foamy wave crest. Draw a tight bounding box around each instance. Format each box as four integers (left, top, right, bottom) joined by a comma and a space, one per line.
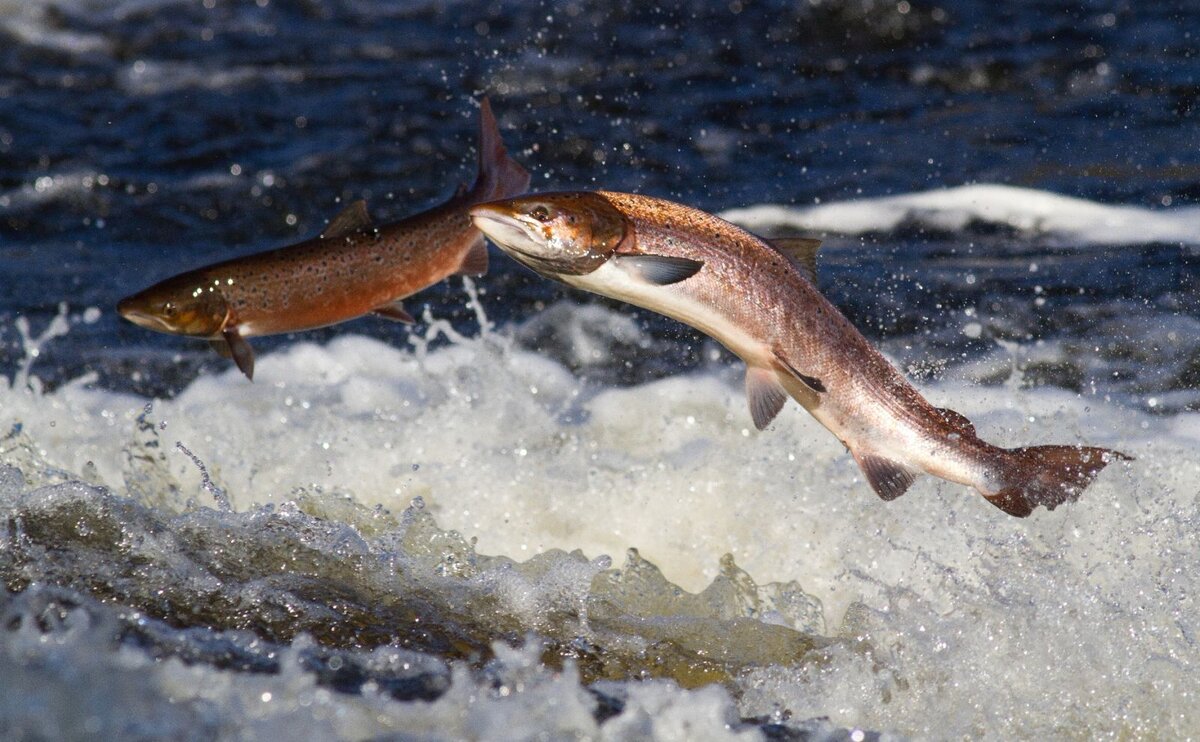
118, 60, 306, 96
0, 1, 111, 54
0, 0, 194, 55
722, 184, 1200, 246
0, 171, 108, 211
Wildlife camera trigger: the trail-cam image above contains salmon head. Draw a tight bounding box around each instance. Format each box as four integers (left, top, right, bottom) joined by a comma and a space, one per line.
470, 192, 630, 277
117, 274, 231, 338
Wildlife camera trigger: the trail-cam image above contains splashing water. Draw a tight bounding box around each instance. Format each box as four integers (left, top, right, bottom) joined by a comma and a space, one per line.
0, 279, 1193, 738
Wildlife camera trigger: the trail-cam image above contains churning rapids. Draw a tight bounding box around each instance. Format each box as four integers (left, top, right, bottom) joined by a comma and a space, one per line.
2, 195, 1198, 737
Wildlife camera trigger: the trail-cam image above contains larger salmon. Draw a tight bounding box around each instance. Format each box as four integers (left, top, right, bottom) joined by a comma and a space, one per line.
118, 98, 530, 379
470, 191, 1129, 517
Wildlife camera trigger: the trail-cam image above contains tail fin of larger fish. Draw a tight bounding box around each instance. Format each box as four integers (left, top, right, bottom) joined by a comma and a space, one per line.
983, 445, 1131, 517
468, 97, 531, 203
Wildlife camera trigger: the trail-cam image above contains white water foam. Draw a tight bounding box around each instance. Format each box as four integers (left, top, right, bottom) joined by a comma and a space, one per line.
722, 183, 1200, 246
118, 60, 307, 96
1, 297, 1194, 738
0, 593, 763, 742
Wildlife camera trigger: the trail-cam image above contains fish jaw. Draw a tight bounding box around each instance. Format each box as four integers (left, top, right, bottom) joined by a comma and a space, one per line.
117, 294, 178, 334
469, 205, 547, 263
471, 193, 630, 276
116, 277, 232, 338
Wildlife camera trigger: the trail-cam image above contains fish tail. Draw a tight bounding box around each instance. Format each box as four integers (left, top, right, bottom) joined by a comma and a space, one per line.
469, 97, 531, 203
982, 445, 1131, 517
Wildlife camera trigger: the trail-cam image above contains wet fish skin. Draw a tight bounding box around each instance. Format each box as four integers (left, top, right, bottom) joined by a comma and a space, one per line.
471, 191, 1130, 517
117, 98, 530, 380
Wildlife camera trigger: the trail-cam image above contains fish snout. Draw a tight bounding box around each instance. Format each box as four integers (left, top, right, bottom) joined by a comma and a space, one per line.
117, 293, 174, 333
468, 202, 520, 232
470, 204, 549, 260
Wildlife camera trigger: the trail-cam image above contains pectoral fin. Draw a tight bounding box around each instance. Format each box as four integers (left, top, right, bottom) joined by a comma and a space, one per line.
772, 351, 825, 394
322, 199, 372, 240
372, 301, 416, 324
222, 327, 255, 381
613, 254, 703, 286
853, 451, 921, 501
209, 339, 233, 359
456, 237, 489, 276
745, 366, 789, 430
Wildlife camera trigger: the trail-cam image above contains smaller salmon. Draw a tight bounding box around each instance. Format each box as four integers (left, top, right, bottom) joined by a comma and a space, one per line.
118, 98, 530, 379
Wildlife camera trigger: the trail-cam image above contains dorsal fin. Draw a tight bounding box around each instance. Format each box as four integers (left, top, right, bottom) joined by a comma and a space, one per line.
765, 236, 822, 283
321, 200, 372, 240
936, 407, 976, 438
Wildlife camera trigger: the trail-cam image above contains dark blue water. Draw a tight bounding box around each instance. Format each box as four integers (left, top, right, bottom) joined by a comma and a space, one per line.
1, 0, 1198, 403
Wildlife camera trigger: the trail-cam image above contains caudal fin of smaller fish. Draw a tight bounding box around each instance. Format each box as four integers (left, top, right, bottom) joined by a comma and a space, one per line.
468, 97, 531, 202
984, 445, 1131, 517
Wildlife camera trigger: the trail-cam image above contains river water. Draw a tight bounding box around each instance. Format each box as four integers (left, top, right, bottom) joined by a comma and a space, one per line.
1, 1, 1198, 739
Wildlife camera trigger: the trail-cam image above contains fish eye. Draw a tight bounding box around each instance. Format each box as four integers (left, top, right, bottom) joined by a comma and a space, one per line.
163, 302, 176, 316
530, 205, 551, 223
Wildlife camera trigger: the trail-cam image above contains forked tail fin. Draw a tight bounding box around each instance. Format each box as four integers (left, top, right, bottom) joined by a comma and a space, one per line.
985, 445, 1131, 517
468, 97, 531, 203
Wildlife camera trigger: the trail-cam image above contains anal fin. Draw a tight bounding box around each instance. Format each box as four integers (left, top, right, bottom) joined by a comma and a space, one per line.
456, 237, 489, 276
745, 366, 788, 430
853, 451, 920, 501
222, 326, 255, 381
372, 301, 416, 324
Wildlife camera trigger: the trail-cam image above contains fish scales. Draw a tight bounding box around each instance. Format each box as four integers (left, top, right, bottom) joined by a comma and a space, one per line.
196, 204, 480, 337
119, 98, 530, 380
599, 192, 988, 468
471, 190, 1129, 516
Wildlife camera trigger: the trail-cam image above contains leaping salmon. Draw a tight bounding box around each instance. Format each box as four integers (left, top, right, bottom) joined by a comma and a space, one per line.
118, 98, 530, 380
470, 191, 1130, 517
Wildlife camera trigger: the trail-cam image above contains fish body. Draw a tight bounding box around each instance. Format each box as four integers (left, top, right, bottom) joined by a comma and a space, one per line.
471, 191, 1128, 516
118, 98, 530, 379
